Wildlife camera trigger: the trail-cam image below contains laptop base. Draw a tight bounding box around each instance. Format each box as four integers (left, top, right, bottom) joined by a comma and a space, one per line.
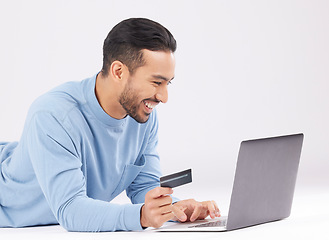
156, 217, 228, 232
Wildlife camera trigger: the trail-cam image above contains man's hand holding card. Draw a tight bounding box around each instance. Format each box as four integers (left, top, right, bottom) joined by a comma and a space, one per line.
140, 169, 220, 229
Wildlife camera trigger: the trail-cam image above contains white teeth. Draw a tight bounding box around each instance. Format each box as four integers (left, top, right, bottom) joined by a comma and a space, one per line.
145, 102, 154, 109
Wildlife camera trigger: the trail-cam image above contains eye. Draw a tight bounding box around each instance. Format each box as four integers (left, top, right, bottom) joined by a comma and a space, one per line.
153, 81, 162, 86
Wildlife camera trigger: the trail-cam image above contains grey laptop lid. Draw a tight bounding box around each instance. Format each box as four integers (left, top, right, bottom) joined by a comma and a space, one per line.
226, 133, 304, 230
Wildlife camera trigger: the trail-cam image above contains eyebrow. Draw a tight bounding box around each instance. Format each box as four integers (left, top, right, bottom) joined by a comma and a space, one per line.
152, 74, 175, 81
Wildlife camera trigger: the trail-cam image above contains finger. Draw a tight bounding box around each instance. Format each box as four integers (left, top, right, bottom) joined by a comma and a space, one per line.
151, 199, 174, 217
172, 204, 188, 222
212, 200, 221, 217
156, 195, 173, 207
190, 202, 202, 222
206, 201, 217, 219
148, 187, 173, 199
150, 211, 175, 229
145, 195, 172, 214
158, 211, 175, 227
160, 204, 175, 215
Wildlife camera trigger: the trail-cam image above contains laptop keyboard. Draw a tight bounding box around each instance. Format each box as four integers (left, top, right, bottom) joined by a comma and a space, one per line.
188, 219, 227, 228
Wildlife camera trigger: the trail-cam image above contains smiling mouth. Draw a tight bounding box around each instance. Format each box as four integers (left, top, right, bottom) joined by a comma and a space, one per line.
143, 100, 159, 112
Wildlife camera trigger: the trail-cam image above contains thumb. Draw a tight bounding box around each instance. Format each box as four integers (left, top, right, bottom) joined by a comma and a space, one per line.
172, 204, 188, 222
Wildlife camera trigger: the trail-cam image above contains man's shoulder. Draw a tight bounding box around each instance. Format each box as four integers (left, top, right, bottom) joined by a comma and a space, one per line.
27, 77, 92, 122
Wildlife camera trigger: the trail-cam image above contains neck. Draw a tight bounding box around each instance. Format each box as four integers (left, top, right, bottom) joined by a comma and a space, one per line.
95, 72, 127, 119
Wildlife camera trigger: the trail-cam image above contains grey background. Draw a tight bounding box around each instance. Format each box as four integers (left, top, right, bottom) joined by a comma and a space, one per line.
1, 0, 328, 203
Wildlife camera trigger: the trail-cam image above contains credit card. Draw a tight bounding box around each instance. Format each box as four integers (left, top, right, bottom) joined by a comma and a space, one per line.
160, 169, 192, 188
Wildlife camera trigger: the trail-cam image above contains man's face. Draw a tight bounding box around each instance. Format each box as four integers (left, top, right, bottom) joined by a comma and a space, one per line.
119, 50, 175, 123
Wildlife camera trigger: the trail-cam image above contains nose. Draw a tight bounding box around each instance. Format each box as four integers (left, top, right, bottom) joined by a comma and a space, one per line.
155, 85, 168, 104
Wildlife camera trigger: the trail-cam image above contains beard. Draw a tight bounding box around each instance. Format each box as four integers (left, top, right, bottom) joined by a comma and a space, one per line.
119, 84, 150, 124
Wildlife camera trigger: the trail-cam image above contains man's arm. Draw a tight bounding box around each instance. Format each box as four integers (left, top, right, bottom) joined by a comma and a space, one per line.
26, 112, 144, 232
124, 110, 220, 228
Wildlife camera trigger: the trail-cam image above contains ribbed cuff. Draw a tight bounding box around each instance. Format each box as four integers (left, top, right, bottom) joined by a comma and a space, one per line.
123, 203, 144, 231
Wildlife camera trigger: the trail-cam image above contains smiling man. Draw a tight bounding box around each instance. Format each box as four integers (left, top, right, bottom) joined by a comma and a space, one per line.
0, 18, 220, 232
96, 49, 174, 124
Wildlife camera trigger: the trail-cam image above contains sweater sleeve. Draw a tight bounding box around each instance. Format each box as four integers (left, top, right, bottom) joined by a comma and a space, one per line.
26, 111, 143, 232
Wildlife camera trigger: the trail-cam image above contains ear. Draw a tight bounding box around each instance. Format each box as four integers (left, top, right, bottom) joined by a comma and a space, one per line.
110, 60, 128, 83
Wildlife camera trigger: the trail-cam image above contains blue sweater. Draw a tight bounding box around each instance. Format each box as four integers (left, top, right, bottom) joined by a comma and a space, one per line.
0, 74, 164, 231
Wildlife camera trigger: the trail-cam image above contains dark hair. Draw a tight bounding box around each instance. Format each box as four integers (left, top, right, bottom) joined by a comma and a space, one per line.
101, 18, 177, 76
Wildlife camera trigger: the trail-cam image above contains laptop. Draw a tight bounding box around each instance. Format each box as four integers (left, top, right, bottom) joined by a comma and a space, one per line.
157, 133, 304, 232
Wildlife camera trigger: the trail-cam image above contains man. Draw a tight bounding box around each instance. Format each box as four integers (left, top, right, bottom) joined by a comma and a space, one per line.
0, 18, 220, 231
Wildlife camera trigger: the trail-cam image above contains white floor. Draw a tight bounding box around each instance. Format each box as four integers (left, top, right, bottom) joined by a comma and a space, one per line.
1, 188, 328, 240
